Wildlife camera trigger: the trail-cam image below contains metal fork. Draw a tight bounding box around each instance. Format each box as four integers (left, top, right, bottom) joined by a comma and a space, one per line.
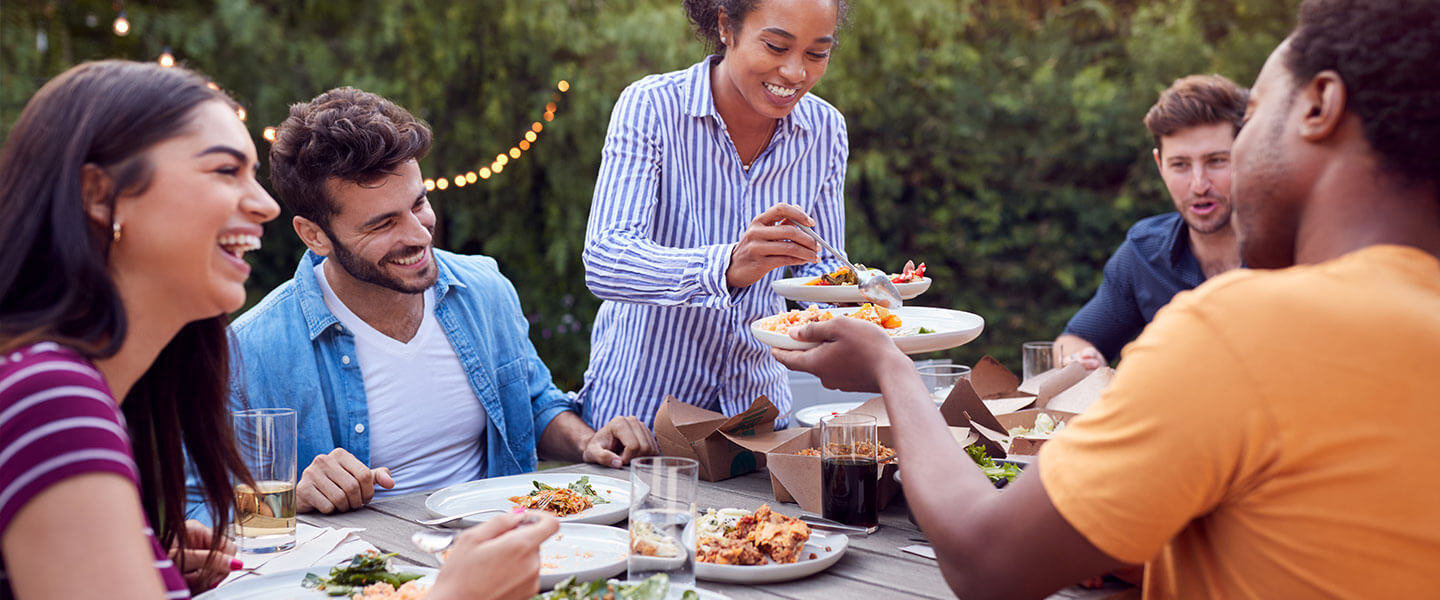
792, 222, 903, 309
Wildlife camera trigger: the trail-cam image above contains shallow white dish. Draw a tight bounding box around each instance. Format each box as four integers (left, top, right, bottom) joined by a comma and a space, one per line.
792, 402, 866, 428
536, 579, 732, 600
197, 566, 436, 599
539, 524, 630, 589
771, 275, 931, 303
694, 532, 849, 584
426, 472, 631, 527
751, 306, 985, 354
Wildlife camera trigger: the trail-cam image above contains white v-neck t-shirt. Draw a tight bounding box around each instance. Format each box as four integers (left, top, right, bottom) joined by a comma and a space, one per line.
315, 263, 486, 497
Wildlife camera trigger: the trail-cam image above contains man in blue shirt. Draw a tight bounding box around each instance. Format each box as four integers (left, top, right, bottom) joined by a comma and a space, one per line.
1057, 75, 1247, 366
189, 88, 656, 519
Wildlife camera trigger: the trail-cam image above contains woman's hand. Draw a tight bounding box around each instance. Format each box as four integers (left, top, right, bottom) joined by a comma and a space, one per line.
726, 203, 820, 289
428, 511, 561, 600
770, 317, 910, 394
171, 519, 239, 593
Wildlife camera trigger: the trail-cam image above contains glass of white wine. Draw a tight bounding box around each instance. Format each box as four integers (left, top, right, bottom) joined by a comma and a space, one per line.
231, 407, 297, 553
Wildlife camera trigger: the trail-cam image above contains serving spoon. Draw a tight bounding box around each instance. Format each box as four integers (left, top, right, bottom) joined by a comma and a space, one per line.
791, 222, 903, 309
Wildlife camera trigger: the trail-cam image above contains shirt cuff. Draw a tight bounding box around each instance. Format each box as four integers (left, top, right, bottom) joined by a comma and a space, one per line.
694, 243, 737, 310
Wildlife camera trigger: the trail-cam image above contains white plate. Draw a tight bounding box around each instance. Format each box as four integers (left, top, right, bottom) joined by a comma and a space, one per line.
196, 566, 436, 599
539, 524, 630, 589
695, 532, 849, 584
426, 472, 631, 527
752, 307, 985, 355
792, 402, 865, 427
536, 579, 732, 600
771, 276, 931, 303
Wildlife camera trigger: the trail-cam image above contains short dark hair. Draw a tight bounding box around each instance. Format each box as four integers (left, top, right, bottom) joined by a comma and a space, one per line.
1286, 0, 1440, 189
682, 0, 850, 57
1143, 74, 1249, 151
268, 87, 432, 230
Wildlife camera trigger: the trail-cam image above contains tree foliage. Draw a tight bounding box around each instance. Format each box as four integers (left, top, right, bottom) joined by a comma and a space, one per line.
1, 0, 1299, 387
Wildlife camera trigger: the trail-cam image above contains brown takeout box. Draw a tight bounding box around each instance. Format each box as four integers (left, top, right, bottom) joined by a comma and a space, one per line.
653, 395, 809, 482
939, 356, 1111, 457
764, 396, 977, 514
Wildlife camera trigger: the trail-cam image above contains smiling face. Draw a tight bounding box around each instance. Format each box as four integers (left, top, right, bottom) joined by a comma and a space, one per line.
1231, 41, 1309, 269
109, 100, 280, 318
315, 159, 437, 294
715, 0, 838, 120
1154, 122, 1236, 235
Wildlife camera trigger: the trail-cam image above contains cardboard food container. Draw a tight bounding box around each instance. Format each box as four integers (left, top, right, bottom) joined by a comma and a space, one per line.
763, 396, 977, 514
939, 356, 1111, 457
652, 395, 809, 482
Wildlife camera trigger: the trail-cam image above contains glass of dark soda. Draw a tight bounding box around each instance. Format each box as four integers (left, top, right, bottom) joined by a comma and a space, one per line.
820, 413, 878, 528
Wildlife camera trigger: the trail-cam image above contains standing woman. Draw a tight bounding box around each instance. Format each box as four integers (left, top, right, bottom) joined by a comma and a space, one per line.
0, 61, 557, 600
581, 0, 851, 427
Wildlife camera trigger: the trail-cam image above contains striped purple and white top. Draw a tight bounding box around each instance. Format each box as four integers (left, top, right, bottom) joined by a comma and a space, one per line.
0, 342, 189, 598
578, 57, 849, 428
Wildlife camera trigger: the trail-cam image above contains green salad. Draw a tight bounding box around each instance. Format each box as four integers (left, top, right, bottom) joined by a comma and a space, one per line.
965, 445, 1023, 484
300, 551, 423, 596
523, 475, 610, 505
531, 574, 699, 600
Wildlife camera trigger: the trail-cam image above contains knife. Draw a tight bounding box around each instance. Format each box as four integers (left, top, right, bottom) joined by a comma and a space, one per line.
799, 513, 878, 535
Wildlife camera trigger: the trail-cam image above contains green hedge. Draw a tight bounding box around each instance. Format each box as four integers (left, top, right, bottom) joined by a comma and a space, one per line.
1, 0, 1298, 388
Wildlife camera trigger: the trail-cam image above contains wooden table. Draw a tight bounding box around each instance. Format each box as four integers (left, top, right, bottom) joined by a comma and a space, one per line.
300, 463, 1135, 599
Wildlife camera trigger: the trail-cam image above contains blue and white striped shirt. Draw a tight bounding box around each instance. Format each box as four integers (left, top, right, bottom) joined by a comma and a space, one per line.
579, 57, 849, 429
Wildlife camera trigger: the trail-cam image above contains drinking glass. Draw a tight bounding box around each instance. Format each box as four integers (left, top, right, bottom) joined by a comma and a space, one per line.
821, 413, 878, 528
917, 364, 971, 406
628, 457, 698, 586
231, 408, 297, 553
1022, 341, 1059, 381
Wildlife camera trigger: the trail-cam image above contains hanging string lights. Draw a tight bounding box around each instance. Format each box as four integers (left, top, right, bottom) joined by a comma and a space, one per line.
423, 79, 570, 193
148, 46, 565, 189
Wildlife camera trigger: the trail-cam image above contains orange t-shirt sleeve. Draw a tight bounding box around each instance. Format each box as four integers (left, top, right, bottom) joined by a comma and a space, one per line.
1038, 291, 1281, 564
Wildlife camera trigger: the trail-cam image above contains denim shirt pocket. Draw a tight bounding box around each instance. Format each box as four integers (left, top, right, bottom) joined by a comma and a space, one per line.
494, 357, 537, 467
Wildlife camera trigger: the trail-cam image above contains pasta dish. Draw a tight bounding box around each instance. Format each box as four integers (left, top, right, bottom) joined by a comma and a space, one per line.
696, 505, 811, 565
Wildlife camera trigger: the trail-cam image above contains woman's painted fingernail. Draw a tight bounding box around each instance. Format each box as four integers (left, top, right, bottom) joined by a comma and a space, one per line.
229, 558, 244, 571
511, 506, 526, 514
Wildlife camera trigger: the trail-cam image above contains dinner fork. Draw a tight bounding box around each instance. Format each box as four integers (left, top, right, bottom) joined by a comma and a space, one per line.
791, 222, 903, 309
416, 507, 508, 527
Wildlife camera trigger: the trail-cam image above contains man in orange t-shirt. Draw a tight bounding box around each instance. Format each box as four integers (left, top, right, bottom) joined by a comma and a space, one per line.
771, 1, 1440, 598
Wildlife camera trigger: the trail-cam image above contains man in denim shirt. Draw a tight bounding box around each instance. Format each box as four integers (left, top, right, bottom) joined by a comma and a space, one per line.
189, 88, 655, 519
1056, 75, 1247, 367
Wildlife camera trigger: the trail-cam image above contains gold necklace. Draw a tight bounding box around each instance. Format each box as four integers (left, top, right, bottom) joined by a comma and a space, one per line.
741, 119, 778, 171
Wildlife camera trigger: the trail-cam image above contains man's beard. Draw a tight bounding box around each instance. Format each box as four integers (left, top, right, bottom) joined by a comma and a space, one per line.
1182, 195, 1233, 235
328, 237, 434, 294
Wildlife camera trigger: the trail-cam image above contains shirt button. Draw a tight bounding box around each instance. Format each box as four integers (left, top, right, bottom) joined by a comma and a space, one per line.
341, 355, 351, 365
354, 424, 365, 434
334, 324, 343, 332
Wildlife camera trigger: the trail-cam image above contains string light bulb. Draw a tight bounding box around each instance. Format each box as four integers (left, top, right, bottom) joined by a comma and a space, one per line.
235, 107, 247, 122
519, 140, 531, 151
557, 80, 570, 92
524, 131, 537, 143
509, 147, 521, 159
158, 48, 175, 68
465, 172, 478, 184
454, 176, 466, 187
479, 168, 492, 179
424, 179, 436, 192
532, 122, 543, 133
435, 178, 449, 190
262, 127, 277, 142
113, 11, 130, 36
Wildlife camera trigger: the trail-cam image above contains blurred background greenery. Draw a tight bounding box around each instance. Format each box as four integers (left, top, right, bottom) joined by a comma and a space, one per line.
2, 0, 1300, 389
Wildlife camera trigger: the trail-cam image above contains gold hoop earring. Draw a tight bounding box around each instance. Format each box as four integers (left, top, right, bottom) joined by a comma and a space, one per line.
112, 221, 121, 242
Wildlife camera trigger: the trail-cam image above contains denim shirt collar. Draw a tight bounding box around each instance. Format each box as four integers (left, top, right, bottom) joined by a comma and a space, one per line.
292, 249, 468, 341
682, 56, 811, 135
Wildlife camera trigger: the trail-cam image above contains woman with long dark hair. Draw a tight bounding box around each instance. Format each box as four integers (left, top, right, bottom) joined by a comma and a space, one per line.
580, 0, 851, 427
0, 60, 556, 599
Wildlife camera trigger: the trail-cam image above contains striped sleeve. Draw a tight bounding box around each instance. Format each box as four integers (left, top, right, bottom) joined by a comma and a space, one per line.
0, 349, 138, 533
583, 82, 736, 310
